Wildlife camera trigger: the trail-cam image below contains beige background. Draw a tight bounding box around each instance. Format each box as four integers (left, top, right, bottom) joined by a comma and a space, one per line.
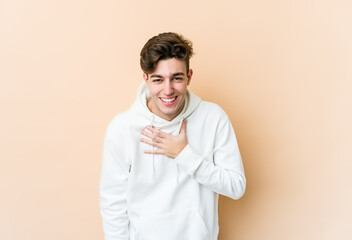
1, 0, 351, 239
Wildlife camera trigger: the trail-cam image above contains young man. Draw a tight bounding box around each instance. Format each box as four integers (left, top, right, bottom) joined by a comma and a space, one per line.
100, 32, 246, 240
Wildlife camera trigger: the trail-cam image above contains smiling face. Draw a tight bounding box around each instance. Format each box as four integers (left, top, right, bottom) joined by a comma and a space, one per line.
143, 58, 193, 121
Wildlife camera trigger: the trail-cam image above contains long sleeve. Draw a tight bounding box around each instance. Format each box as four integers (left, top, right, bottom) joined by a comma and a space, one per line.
99, 128, 130, 240
175, 115, 246, 200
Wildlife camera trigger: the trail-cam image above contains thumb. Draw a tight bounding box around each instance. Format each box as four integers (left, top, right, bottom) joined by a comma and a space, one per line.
179, 118, 187, 135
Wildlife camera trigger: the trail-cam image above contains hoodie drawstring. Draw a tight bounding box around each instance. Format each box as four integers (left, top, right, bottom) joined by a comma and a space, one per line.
148, 115, 185, 184
150, 115, 155, 180
175, 117, 184, 184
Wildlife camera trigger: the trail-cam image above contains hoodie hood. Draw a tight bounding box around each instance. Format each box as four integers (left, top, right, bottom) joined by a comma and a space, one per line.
131, 81, 201, 129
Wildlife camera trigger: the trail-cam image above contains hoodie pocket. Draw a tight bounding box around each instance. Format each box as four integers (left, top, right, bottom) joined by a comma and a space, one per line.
136, 208, 209, 240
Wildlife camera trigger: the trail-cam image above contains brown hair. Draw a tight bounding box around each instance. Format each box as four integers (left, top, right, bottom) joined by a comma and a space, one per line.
140, 32, 194, 74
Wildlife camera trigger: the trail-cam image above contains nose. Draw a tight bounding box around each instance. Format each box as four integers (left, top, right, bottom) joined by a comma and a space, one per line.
163, 80, 174, 95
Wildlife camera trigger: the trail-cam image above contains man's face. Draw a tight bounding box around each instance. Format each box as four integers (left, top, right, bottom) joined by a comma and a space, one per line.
144, 58, 193, 121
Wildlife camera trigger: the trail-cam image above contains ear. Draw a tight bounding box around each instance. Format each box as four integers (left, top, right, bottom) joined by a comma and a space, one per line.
143, 73, 148, 82
187, 69, 193, 85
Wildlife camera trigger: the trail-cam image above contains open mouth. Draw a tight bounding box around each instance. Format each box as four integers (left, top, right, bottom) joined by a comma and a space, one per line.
160, 96, 178, 104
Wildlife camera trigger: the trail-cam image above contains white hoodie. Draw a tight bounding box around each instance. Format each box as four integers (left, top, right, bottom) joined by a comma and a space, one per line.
100, 82, 246, 240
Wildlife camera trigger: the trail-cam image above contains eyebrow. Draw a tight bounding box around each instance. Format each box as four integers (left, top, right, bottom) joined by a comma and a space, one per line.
150, 74, 163, 79
172, 72, 185, 77
150, 72, 185, 78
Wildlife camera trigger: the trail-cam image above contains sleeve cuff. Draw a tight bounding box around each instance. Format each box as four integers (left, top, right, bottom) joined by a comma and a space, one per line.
175, 144, 203, 176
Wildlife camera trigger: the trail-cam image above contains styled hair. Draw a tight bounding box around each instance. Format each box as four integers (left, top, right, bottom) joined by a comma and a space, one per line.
140, 32, 194, 74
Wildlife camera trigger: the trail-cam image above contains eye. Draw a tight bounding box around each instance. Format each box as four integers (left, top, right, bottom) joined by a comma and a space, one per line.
152, 79, 162, 83
174, 77, 183, 81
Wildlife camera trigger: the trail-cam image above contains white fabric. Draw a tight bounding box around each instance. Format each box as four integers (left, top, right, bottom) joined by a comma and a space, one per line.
100, 82, 246, 240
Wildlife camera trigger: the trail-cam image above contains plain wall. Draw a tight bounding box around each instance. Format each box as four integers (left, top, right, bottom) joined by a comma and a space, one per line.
1, 0, 351, 239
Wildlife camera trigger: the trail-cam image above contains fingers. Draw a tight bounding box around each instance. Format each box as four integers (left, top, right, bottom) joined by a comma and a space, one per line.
140, 137, 162, 147
140, 129, 161, 143
140, 127, 166, 150
146, 126, 166, 138
144, 149, 163, 155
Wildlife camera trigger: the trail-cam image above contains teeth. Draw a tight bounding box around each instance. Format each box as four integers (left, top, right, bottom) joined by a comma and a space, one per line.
161, 97, 176, 103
